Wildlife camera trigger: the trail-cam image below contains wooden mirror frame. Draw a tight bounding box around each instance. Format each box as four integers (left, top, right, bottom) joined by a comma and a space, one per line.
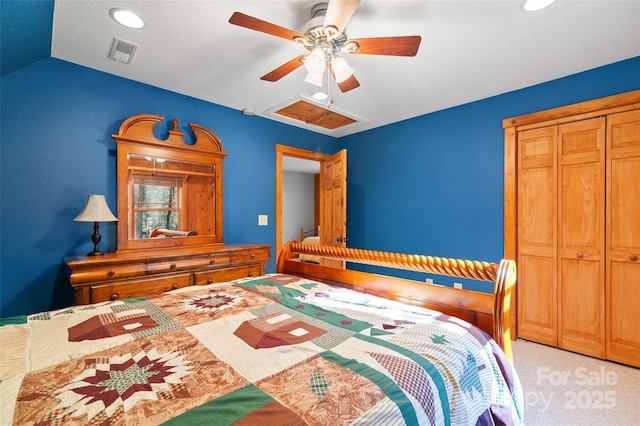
112, 114, 227, 251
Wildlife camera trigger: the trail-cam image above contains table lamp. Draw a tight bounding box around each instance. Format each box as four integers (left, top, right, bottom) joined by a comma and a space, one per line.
74, 194, 118, 256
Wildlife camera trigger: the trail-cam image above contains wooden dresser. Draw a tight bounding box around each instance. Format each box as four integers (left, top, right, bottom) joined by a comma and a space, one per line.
68, 114, 272, 305
66, 243, 270, 304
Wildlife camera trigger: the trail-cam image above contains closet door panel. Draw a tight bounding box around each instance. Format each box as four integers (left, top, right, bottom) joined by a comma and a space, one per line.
557, 118, 605, 357
608, 154, 640, 253
558, 258, 604, 357
517, 127, 557, 344
607, 262, 640, 367
606, 109, 640, 367
518, 255, 557, 345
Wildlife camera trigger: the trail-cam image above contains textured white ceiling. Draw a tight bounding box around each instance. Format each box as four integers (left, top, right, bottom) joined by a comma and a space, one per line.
51, 1, 640, 137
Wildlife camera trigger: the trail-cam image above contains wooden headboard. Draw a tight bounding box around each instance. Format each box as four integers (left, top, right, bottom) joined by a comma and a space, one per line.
277, 241, 516, 363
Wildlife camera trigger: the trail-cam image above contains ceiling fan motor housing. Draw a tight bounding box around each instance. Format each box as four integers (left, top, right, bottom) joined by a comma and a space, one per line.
300, 3, 348, 53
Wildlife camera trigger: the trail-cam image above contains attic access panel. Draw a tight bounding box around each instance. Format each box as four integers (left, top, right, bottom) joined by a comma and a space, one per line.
276, 100, 357, 130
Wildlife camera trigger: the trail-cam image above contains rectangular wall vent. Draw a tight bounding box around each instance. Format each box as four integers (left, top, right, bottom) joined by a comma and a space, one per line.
108, 38, 138, 64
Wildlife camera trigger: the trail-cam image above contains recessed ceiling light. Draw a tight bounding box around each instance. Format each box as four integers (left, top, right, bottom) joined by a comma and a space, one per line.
312, 92, 328, 101
110, 8, 144, 29
521, 0, 556, 12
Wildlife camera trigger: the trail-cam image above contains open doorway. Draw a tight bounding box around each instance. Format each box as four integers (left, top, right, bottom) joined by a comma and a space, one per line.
275, 144, 347, 264
282, 157, 320, 244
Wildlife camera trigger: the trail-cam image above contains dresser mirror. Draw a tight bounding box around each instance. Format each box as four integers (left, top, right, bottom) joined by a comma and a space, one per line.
113, 114, 226, 251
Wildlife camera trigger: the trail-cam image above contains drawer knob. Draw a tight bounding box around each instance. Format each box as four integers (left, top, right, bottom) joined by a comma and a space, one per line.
631, 255, 638, 262
107, 270, 116, 277
577, 252, 584, 258
110, 293, 119, 301
248, 272, 254, 277
210, 259, 216, 265
250, 254, 255, 259
207, 278, 214, 284
170, 263, 177, 269
171, 284, 179, 290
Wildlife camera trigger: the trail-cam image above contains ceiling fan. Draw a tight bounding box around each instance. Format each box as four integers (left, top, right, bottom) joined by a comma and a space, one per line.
229, 0, 421, 93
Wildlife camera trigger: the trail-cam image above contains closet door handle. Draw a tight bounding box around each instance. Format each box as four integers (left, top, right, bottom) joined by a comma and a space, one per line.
630, 255, 638, 262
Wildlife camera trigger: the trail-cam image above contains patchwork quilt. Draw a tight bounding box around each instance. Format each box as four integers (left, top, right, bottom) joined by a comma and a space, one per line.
0, 274, 523, 425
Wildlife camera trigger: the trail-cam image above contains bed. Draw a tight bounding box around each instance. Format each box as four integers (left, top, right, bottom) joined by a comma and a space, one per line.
300, 227, 318, 242
0, 242, 522, 425
299, 227, 321, 263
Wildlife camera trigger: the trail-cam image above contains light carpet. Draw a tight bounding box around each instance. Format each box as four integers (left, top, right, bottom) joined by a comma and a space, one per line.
512, 339, 640, 425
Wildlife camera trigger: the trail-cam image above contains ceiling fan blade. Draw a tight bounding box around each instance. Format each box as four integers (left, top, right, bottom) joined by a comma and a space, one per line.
336, 74, 360, 93
260, 55, 306, 82
347, 36, 422, 56
229, 12, 305, 42
323, 0, 361, 39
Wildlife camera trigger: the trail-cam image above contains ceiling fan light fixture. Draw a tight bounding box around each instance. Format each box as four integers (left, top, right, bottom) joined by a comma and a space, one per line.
304, 47, 326, 74
305, 72, 324, 87
521, 0, 556, 12
109, 8, 144, 29
331, 56, 353, 83
312, 92, 329, 101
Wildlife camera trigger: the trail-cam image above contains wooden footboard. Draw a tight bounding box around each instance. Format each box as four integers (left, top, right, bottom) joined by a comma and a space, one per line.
277, 241, 516, 363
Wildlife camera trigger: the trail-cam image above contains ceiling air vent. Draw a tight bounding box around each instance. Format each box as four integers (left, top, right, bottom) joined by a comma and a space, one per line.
108, 38, 138, 64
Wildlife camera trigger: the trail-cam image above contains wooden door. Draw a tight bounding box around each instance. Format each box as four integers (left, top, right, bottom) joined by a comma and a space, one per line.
606, 109, 640, 368
517, 126, 558, 346
320, 149, 347, 268
557, 118, 605, 357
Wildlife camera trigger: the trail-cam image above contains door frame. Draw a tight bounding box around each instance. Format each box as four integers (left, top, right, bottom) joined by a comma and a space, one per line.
275, 144, 332, 262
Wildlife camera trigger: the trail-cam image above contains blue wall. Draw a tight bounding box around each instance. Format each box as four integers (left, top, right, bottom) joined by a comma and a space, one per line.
341, 56, 640, 289
2, 56, 639, 316
0, 58, 336, 317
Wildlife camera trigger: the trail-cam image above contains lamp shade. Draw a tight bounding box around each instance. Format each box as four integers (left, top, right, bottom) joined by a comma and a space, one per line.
304, 47, 326, 75
331, 56, 353, 83
74, 195, 118, 222
304, 71, 324, 87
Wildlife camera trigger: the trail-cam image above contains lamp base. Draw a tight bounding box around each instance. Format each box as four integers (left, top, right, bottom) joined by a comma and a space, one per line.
88, 222, 105, 256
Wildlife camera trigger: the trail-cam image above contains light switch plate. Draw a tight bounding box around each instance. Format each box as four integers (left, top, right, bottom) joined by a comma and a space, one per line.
258, 215, 268, 226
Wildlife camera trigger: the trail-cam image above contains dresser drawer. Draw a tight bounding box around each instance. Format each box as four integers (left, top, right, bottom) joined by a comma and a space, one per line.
193, 265, 263, 285
146, 254, 231, 275
231, 249, 270, 264
70, 262, 145, 284
90, 273, 192, 303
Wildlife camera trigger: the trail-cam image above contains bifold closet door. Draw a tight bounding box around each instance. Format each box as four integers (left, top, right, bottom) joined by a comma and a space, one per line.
557, 118, 605, 358
606, 109, 640, 368
517, 126, 558, 346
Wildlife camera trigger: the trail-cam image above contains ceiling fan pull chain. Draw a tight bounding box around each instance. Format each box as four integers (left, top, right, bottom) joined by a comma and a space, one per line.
327, 55, 333, 109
